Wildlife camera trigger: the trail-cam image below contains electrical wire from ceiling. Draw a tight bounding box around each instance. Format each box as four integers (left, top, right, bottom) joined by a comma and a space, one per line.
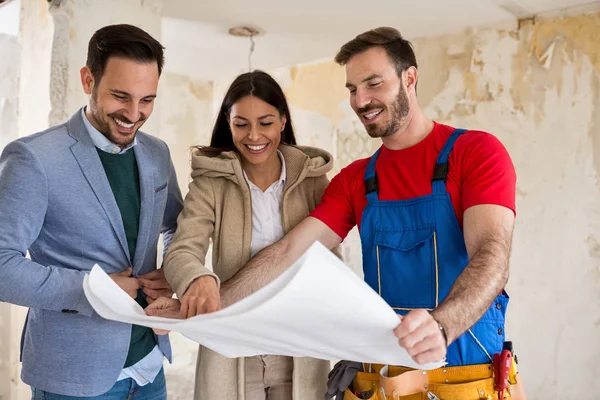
228, 26, 261, 71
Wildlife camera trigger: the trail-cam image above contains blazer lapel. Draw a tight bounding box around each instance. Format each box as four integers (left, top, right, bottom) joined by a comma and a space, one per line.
132, 136, 154, 272
67, 110, 131, 264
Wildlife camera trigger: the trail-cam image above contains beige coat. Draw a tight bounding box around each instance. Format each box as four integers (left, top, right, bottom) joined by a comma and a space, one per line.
163, 144, 334, 400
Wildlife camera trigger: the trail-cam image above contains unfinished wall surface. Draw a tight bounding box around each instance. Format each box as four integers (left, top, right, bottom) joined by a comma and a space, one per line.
414, 15, 600, 399
0, 31, 21, 400
0, 1, 51, 397
154, 72, 216, 399
18, 0, 54, 138
157, 72, 215, 193
241, 12, 599, 400
0, 34, 19, 154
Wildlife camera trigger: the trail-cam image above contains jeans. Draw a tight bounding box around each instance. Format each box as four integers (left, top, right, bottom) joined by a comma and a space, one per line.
31, 368, 166, 400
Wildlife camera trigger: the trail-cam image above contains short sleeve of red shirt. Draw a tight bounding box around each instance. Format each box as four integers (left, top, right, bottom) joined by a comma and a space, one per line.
311, 126, 516, 238
452, 131, 516, 216
310, 159, 368, 240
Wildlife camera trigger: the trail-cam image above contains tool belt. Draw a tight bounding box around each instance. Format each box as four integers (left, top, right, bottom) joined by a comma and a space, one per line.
344, 363, 526, 400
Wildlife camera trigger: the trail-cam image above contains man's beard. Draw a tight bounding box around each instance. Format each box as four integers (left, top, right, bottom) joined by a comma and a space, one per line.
360, 85, 410, 138
88, 90, 112, 137
89, 89, 144, 143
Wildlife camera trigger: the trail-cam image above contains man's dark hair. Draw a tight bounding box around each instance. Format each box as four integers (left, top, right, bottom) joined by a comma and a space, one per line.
335, 27, 418, 77
86, 24, 165, 83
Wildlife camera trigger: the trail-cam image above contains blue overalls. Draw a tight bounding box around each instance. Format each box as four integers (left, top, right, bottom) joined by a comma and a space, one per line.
359, 129, 509, 366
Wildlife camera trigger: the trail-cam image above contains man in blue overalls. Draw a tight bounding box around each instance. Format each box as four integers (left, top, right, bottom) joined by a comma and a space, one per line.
178, 27, 523, 399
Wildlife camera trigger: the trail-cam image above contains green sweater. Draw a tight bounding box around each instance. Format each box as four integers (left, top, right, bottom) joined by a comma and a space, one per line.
97, 149, 156, 368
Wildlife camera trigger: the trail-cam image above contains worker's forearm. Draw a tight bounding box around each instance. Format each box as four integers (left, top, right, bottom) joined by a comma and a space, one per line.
220, 239, 292, 308
431, 237, 510, 344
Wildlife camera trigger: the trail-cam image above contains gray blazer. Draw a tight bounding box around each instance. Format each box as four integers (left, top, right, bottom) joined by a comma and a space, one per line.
0, 109, 183, 396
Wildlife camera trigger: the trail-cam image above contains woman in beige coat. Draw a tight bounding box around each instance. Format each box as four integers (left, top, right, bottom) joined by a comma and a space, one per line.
155, 71, 333, 399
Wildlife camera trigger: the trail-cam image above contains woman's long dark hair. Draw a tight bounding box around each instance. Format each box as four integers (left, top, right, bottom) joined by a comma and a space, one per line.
206, 70, 297, 151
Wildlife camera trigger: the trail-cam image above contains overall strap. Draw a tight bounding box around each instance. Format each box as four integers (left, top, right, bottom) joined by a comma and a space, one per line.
364, 148, 381, 203
432, 128, 468, 194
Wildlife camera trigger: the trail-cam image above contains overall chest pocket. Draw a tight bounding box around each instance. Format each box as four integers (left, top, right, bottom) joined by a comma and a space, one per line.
374, 226, 438, 310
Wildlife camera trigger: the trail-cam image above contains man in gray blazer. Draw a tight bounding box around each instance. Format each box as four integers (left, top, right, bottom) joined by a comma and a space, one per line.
0, 24, 183, 399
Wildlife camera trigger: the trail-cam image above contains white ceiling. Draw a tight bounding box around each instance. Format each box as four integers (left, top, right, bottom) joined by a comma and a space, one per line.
161, 0, 598, 81
0, 0, 20, 36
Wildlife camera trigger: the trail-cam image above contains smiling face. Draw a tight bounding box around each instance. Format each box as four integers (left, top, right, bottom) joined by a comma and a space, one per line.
80, 56, 159, 148
228, 95, 286, 167
345, 46, 411, 138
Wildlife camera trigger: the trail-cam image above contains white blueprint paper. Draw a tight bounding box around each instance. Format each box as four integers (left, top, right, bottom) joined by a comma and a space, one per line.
83, 241, 444, 369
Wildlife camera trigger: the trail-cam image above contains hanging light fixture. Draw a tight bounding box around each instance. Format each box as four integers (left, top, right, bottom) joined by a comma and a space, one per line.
228, 26, 262, 71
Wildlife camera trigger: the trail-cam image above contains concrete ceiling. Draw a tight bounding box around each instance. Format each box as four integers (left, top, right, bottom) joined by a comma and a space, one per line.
161, 0, 598, 81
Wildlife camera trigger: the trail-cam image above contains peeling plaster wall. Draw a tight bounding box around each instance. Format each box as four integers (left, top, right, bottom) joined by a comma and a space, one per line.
1, 0, 54, 398
17, 0, 53, 139
157, 72, 215, 193
226, 11, 598, 399
414, 16, 600, 399
0, 33, 19, 154
155, 72, 215, 400
0, 31, 21, 400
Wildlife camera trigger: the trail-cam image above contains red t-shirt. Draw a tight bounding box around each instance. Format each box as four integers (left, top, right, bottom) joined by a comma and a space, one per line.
311, 122, 516, 239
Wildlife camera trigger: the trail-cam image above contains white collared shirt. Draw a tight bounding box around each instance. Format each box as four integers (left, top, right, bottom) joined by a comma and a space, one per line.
81, 108, 163, 386
243, 151, 287, 257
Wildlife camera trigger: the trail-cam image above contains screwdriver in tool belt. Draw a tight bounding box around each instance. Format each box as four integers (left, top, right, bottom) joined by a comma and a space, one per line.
494, 342, 513, 400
